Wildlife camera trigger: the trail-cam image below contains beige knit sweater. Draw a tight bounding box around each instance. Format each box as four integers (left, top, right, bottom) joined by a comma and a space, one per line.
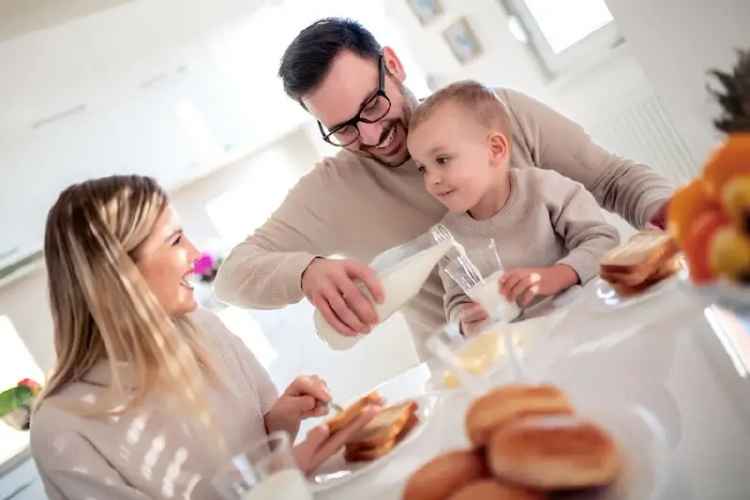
31, 309, 278, 500
215, 88, 673, 359
438, 167, 620, 323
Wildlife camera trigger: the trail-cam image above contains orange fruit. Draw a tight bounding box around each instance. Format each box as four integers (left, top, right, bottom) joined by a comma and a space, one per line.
702, 133, 750, 197
667, 179, 720, 245
683, 210, 730, 283
710, 226, 750, 282
721, 175, 750, 232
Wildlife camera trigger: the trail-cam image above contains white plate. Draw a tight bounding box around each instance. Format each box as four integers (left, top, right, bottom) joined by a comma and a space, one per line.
676, 267, 750, 309
567, 399, 670, 500
308, 393, 439, 492
589, 273, 679, 312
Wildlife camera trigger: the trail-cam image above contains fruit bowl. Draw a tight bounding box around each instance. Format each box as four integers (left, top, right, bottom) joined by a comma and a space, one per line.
668, 49, 750, 293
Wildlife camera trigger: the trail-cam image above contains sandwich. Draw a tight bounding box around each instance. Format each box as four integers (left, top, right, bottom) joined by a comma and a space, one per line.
326, 391, 383, 434
600, 230, 681, 295
326, 393, 419, 462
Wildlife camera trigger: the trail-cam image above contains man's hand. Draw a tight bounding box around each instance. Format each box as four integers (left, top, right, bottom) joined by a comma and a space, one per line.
293, 404, 380, 474
499, 264, 579, 307
264, 375, 331, 441
302, 258, 384, 336
458, 302, 489, 337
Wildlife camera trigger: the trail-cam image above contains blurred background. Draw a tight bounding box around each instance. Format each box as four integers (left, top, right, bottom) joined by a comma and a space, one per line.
0, 1, 748, 496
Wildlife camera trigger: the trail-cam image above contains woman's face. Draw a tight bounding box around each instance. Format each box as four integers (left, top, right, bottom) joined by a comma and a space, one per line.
135, 204, 201, 317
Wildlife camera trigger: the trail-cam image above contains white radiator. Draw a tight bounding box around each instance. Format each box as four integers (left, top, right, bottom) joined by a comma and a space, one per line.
588, 93, 697, 184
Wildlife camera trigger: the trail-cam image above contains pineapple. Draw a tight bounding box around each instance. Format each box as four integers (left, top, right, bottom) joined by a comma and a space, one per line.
708, 48, 750, 134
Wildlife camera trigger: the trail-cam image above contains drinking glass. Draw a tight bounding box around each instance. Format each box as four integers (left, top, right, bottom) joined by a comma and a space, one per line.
212, 432, 313, 500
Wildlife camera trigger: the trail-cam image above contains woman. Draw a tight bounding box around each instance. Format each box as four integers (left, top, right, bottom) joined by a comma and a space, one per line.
31, 175, 379, 499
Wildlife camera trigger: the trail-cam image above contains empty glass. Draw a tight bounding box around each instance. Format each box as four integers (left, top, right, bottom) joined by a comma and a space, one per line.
212, 432, 312, 500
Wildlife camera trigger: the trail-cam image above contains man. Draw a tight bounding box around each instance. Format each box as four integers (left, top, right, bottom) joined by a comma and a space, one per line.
214, 18, 673, 360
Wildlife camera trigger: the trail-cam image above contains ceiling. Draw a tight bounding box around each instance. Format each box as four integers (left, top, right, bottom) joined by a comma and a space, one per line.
0, 0, 133, 43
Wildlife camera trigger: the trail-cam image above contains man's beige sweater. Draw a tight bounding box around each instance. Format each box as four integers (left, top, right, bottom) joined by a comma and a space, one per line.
215, 88, 673, 359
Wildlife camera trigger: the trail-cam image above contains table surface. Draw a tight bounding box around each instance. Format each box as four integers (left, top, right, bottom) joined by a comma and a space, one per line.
314, 276, 750, 500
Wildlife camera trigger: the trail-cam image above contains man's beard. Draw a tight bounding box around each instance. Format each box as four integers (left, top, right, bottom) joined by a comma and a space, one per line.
354, 83, 418, 168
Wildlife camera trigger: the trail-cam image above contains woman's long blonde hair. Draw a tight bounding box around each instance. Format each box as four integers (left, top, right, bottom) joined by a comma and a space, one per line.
39, 175, 220, 420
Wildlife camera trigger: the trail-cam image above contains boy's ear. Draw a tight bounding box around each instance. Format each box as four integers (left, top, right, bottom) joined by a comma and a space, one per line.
487, 131, 510, 166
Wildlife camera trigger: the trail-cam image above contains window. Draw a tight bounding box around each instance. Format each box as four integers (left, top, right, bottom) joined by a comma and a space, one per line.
501, 0, 623, 77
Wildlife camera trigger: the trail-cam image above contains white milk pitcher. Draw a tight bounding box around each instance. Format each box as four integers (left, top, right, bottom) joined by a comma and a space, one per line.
313, 231, 455, 350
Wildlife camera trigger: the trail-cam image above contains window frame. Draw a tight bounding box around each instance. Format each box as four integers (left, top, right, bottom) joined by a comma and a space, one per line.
501, 0, 624, 78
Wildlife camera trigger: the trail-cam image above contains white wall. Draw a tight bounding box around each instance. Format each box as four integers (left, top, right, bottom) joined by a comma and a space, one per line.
0, 126, 319, 380
0, 124, 419, 431
0, 0, 430, 271
386, 0, 699, 237
605, 0, 750, 166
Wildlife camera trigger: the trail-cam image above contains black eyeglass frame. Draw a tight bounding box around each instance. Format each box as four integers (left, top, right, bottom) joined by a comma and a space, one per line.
316, 55, 391, 147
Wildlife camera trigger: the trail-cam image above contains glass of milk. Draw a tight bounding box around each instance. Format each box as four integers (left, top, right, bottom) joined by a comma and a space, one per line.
212, 431, 313, 500
442, 238, 521, 327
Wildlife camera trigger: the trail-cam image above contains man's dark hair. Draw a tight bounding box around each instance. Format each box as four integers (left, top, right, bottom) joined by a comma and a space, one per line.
278, 18, 382, 104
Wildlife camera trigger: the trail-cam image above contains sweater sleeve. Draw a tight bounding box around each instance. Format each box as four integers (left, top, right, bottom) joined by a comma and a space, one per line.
33, 431, 152, 500
439, 263, 473, 325
541, 171, 621, 283
214, 159, 342, 309
500, 88, 674, 228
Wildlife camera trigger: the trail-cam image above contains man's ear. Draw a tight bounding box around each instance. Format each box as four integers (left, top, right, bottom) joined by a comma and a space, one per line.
487, 131, 510, 166
383, 46, 406, 82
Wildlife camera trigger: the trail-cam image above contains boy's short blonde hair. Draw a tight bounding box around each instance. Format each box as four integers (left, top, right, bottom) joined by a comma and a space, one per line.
410, 80, 511, 137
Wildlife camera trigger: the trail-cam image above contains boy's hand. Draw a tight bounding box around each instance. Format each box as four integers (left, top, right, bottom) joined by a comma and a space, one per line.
499, 264, 579, 307
458, 301, 489, 336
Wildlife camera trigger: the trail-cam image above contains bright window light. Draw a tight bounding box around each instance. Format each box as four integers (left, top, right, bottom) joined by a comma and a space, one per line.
523, 0, 613, 53
216, 307, 278, 371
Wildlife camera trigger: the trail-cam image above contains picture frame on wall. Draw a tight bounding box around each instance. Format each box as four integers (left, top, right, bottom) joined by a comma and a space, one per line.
406, 0, 443, 26
442, 17, 483, 65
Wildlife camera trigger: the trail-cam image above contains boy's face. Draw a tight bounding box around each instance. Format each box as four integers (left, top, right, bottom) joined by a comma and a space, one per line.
407, 103, 500, 213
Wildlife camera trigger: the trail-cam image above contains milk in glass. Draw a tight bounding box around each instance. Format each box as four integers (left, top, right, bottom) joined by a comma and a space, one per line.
240, 469, 312, 500
467, 270, 521, 324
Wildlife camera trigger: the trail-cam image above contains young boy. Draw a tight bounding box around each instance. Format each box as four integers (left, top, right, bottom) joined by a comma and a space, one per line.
407, 81, 619, 334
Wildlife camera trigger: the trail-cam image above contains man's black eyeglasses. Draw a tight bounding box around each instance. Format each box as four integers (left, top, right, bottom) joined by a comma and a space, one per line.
317, 55, 391, 147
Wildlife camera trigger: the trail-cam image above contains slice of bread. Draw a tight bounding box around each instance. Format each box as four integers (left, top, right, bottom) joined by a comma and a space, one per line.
326, 392, 383, 434
344, 411, 419, 462
600, 230, 678, 274
610, 254, 681, 296
345, 401, 418, 449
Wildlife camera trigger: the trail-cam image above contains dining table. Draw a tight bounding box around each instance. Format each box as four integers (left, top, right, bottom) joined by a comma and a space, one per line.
312, 274, 750, 500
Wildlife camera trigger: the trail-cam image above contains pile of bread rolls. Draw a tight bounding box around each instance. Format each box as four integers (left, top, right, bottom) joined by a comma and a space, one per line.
403, 384, 620, 500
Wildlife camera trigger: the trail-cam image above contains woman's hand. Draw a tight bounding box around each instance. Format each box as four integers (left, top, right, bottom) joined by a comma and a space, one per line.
264, 375, 331, 440
293, 404, 380, 474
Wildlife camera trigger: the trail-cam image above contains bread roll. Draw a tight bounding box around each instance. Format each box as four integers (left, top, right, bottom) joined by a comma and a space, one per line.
487, 414, 620, 490
403, 449, 487, 500
465, 385, 573, 446
446, 480, 545, 500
